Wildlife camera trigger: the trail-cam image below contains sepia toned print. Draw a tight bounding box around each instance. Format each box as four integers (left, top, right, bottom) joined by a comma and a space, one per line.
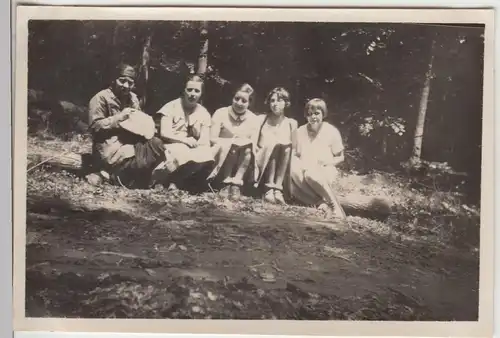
13, 6, 494, 337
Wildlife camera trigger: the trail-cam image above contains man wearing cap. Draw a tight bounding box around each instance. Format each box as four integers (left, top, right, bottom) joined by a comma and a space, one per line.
87, 63, 166, 188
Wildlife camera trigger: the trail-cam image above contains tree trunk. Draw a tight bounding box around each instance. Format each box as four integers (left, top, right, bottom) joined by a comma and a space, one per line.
410, 39, 436, 166
139, 34, 152, 110
197, 22, 209, 77
112, 22, 124, 66
381, 132, 388, 156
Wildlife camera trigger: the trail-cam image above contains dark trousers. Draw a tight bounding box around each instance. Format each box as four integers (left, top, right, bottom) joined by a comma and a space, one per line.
111, 136, 166, 189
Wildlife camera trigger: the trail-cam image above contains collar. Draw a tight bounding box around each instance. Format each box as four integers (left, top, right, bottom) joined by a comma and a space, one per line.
107, 87, 132, 104
229, 106, 248, 122
179, 97, 199, 115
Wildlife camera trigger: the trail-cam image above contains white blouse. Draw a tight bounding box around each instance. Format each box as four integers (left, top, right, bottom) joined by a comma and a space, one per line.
295, 122, 344, 166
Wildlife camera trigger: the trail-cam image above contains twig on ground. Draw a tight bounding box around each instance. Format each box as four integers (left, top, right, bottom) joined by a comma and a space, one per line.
327, 253, 353, 263
94, 251, 141, 259
116, 176, 130, 190
271, 260, 284, 273
27, 150, 73, 173
26, 262, 50, 271
249, 262, 266, 269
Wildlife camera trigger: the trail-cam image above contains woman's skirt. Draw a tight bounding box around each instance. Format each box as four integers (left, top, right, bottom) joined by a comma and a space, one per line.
151, 143, 214, 185
289, 156, 339, 206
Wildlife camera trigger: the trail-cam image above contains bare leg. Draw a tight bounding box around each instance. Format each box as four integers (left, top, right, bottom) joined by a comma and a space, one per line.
262, 150, 276, 203
265, 156, 277, 188
232, 147, 252, 185
274, 145, 291, 190
221, 148, 238, 183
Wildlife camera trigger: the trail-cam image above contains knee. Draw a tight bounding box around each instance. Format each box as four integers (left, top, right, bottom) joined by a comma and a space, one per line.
282, 146, 291, 157
303, 168, 321, 183
242, 147, 252, 158
290, 161, 304, 178
150, 136, 164, 148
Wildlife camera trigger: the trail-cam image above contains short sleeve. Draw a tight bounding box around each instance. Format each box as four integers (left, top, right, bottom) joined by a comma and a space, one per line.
329, 125, 344, 155
289, 118, 298, 132
198, 106, 212, 127
156, 100, 176, 118
294, 125, 307, 156
211, 108, 225, 127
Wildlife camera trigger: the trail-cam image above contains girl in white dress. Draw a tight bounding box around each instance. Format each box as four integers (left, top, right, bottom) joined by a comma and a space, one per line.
208, 83, 259, 200
152, 75, 214, 190
290, 98, 347, 219
254, 87, 298, 204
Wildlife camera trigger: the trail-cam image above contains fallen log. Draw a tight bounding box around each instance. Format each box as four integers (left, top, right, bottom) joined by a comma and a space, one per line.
338, 193, 392, 221
27, 152, 94, 175
27, 152, 393, 220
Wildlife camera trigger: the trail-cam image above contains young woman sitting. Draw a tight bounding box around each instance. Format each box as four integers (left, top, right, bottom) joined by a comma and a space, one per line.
254, 87, 298, 204
151, 74, 214, 191
207, 83, 259, 200
289, 98, 347, 219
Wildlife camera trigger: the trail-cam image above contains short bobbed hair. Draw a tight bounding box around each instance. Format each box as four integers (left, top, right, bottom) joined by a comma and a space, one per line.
304, 98, 328, 118
233, 83, 255, 103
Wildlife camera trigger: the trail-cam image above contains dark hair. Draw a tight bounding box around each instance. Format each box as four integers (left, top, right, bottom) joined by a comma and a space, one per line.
115, 63, 137, 80
304, 98, 328, 118
265, 87, 291, 108
233, 83, 255, 103
186, 74, 204, 86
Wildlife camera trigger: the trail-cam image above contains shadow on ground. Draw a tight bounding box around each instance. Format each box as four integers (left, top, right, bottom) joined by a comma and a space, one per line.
25, 193, 479, 320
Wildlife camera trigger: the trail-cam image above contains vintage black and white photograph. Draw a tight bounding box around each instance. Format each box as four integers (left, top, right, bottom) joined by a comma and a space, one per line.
14, 6, 495, 333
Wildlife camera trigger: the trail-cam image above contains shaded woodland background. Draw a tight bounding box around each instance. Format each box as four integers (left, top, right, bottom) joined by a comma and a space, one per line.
27, 20, 485, 204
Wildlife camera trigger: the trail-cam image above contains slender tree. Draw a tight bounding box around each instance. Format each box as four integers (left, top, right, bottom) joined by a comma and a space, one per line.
410, 38, 436, 166
197, 21, 209, 76
139, 33, 152, 110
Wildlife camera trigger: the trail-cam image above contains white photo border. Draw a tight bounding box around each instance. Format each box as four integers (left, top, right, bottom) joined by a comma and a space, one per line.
11, 5, 496, 337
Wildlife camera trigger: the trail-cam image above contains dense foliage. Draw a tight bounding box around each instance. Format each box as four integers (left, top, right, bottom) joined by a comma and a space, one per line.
27, 20, 484, 203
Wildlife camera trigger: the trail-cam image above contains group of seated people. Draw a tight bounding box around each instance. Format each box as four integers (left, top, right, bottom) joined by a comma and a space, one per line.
87, 64, 347, 219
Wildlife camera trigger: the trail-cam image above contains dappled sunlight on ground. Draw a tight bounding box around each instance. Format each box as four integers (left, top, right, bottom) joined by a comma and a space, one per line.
25, 137, 480, 320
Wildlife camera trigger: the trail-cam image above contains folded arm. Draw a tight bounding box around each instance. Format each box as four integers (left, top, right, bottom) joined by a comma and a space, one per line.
88, 95, 128, 133
196, 123, 211, 147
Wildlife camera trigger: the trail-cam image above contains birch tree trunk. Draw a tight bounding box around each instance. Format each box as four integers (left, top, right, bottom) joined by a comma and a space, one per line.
139, 34, 152, 110
410, 39, 436, 166
197, 22, 209, 76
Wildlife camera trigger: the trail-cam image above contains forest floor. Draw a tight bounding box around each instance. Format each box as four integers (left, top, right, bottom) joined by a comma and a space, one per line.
25, 134, 480, 320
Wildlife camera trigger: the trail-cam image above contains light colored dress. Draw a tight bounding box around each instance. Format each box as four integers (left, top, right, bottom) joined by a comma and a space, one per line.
290, 122, 344, 205
207, 106, 259, 181
253, 114, 298, 189
153, 98, 214, 175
